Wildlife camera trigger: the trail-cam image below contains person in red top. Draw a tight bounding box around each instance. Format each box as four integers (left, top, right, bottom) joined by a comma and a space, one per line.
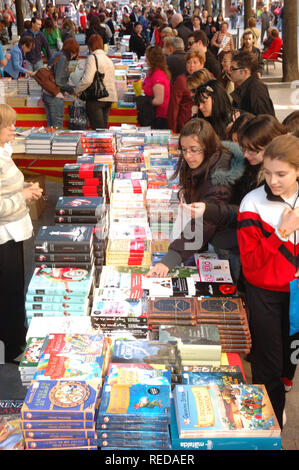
168, 49, 205, 134
237, 134, 299, 430
142, 45, 171, 129
262, 28, 282, 60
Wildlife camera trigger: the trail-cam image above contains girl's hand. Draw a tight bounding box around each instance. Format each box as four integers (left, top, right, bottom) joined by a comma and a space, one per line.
148, 263, 169, 278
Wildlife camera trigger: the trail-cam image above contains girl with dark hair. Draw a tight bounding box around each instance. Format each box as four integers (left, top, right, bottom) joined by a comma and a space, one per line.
237, 134, 299, 429
149, 118, 245, 278
75, 34, 117, 130
142, 45, 171, 129
61, 19, 76, 43
129, 22, 148, 59
86, 15, 108, 45
43, 38, 79, 128
195, 79, 234, 140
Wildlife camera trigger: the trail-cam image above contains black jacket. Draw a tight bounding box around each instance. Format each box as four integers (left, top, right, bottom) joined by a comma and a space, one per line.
166, 50, 186, 85
230, 74, 275, 117
176, 21, 193, 51
238, 46, 264, 76
85, 25, 107, 45
129, 32, 148, 59
161, 145, 245, 269
205, 49, 221, 79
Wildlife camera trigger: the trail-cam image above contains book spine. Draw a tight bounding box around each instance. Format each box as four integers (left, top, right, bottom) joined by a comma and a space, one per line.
25, 438, 98, 449
23, 429, 95, 439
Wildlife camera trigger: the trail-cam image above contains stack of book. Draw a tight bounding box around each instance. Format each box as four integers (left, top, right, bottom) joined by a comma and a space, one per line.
18, 337, 45, 387
32, 333, 107, 383
28, 77, 42, 97
80, 131, 115, 156
25, 130, 54, 154
25, 265, 94, 323
62, 163, 111, 201
54, 196, 106, 225
34, 225, 94, 270
17, 78, 29, 96
93, 223, 109, 286
106, 239, 151, 267
171, 383, 281, 450
148, 297, 198, 335
146, 188, 179, 242
158, 324, 222, 367
143, 145, 173, 173
20, 379, 99, 450
51, 131, 82, 155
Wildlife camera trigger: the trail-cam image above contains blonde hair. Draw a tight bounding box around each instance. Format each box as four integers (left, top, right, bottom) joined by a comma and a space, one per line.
0, 104, 17, 129
161, 26, 177, 38
263, 134, 299, 170
186, 68, 213, 90
186, 48, 206, 65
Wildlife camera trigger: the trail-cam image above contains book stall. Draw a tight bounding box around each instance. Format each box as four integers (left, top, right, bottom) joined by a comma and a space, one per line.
1, 126, 282, 451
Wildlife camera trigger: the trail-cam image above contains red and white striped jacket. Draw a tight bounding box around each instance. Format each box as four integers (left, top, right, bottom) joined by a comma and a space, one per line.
237, 183, 299, 292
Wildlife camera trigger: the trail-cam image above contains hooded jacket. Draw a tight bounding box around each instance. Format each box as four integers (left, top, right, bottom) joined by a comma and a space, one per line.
161, 143, 245, 270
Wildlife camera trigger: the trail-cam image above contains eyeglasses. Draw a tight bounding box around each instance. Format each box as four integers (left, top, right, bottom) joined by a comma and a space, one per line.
188, 40, 195, 46
181, 147, 204, 156
242, 147, 261, 156
230, 66, 244, 72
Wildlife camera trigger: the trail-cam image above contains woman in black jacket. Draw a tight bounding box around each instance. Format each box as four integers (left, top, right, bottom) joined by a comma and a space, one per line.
85, 15, 108, 46
129, 22, 148, 59
149, 118, 245, 279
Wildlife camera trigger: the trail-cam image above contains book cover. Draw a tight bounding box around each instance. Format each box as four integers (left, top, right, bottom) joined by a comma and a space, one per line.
195, 282, 238, 298
98, 383, 171, 424
34, 225, 93, 253
23, 429, 96, 439
21, 380, 99, 421
158, 325, 221, 349
111, 340, 179, 366
25, 437, 97, 449
26, 267, 93, 296
196, 259, 233, 283
21, 420, 95, 430
173, 384, 281, 438
99, 437, 171, 450
181, 369, 245, 387
148, 297, 197, 319
105, 364, 171, 386
0, 414, 24, 450
0, 400, 23, 415
19, 337, 45, 372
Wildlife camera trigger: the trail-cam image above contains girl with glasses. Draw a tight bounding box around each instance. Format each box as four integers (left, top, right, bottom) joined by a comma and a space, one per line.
149, 118, 245, 279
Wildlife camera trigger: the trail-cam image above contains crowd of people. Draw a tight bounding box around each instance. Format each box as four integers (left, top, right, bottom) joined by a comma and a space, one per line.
0, 0, 298, 436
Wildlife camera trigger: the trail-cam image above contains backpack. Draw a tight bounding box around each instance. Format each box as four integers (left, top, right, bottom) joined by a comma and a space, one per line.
32, 53, 62, 96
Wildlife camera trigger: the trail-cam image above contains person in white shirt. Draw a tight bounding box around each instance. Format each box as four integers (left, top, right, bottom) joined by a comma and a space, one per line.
0, 104, 43, 363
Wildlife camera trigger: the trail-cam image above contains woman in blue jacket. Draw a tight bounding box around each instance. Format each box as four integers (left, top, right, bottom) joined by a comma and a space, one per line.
3, 36, 34, 79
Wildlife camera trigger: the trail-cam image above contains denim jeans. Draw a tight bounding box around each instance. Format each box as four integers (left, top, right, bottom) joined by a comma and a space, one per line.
42, 93, 65, 128
25, 59, 44, 72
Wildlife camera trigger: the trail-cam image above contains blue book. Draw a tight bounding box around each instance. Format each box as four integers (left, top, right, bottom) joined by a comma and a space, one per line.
25, 437, 97, 449
170, 401, 281, 450
23, 429, 96, 439
173, 384, 281, 439
27, 267, 93, 296
21, 380, 99, 422
98, 383, 171, 424
99, 438, 171, 450
21, 420, 95, 430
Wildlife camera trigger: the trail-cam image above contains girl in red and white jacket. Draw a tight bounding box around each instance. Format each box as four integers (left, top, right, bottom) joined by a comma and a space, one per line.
237, 134, 299, 429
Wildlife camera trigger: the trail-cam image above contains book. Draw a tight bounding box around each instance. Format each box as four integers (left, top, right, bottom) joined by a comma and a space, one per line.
34, 225, 94, 253
25, 437, 98, 449
0, 400, 23, 415
21, 380, 99, 421
196, 259, 233, 283
105, 364, 171, 386
98, 383, 171, 424
195, 282, 238, 298
173, 384, 281, 438
0, 414, 24, 450
25, 316, 94, 342
26, 267, 94, 296
21, 420, 96, 430
148, 297, 198, 319
181, 367, 245, 388
111, 340, 180, 369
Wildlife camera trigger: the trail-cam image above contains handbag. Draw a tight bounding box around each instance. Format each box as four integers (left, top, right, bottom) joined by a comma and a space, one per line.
79, 54, 109, 101
32, 53, 62, 96
68, 100, 89, 130
289, 279, 299, 336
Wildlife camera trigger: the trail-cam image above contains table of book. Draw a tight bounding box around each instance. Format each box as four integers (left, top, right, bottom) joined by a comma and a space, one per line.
2, 128, 282, 452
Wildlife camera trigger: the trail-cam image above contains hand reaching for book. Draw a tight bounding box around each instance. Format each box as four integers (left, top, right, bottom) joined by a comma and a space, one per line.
148, 263, 170, 278
180, 202, 206, 219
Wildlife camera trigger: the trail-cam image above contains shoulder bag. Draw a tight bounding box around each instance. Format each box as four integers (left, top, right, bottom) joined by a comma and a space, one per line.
32, 53, 62, 96
79, 53, 109, 101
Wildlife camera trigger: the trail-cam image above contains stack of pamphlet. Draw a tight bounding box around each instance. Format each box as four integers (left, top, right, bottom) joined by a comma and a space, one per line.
54, 196, 106, 225
18, 337, 45, 387
63, 163, 108, 198
158, 325, 222, 367
25, 130, 54, 154
34, 225, 94, 270
171, 383, 281, 450
20, 379, 99, 450
25, 265, 94, 323
51, 131, 82, 155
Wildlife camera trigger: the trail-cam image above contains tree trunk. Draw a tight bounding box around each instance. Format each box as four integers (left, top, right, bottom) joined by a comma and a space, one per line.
205, 0, 213, 16
282, 0, 299, 82
15, 0, 24, 35
244, 0, 251, 30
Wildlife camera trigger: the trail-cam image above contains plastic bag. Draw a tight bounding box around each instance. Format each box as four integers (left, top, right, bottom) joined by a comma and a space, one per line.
289, 279, 299, 336
68, 100, 89, 130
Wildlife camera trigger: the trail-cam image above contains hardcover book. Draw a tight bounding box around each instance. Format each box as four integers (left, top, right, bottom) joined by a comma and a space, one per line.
105, 364, 171, 386
173, 384, 281, 438
148, 297, 198, 319
26, 267, 93, 296
34, 226, 93, 253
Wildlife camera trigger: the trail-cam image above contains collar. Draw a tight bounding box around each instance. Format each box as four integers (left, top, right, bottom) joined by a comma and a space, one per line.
265, 181, 299, 203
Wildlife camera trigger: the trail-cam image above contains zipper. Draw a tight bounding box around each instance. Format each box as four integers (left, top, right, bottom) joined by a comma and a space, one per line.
283, 195, 298, 272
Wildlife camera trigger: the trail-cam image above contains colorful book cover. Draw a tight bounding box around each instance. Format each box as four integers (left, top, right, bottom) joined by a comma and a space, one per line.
105, 364, 171, 386
25, 437, 97, 449
21, 380, 99, 421
181, 370, 245, 387
0, 400, 23, 415
0, 415, 24, 450
27, 267, 93, 296
19, 337, 45, 371
173, 384, 281, 438
91, 299, 145, 319
111, 340, 179, 366
158, 325, 221, 348
98, 383, 171, 424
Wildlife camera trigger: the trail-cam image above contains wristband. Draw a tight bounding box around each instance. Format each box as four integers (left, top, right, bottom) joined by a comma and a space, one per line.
275, 227, 289, 242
